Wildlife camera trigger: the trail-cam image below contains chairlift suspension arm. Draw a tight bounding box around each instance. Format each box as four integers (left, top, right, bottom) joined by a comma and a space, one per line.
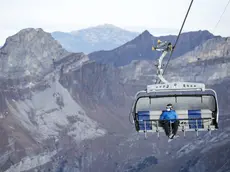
157, 50, 169, 83
153, 42, 173, 83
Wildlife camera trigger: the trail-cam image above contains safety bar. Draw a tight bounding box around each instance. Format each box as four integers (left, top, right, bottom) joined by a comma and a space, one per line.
137, 117, 214, 139
137, 117, 213, 121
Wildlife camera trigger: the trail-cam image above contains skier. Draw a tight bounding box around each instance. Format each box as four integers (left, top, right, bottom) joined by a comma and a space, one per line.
160, 104, 179, 141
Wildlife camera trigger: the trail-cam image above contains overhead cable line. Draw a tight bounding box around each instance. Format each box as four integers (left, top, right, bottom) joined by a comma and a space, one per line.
213, 0, 230, 33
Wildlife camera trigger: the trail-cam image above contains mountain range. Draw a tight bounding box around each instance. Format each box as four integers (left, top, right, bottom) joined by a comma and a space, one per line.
89, 29, 215, 66
51, 24, 139, 54
0, 26, 230, 172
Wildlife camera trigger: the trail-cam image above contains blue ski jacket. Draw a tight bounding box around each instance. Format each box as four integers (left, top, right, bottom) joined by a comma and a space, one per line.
160, 110, 178, 122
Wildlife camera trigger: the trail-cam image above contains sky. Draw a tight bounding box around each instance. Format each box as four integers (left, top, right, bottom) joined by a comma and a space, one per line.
0, 0, 230, 45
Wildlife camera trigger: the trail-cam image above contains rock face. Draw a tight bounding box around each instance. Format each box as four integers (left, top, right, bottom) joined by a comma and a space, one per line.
52, 24, 139, 54
0, 28, 106, 172
167, 36, 230, 85
88, 30, 215, 66
59, 60, 133, 133
0, 28, 69, 79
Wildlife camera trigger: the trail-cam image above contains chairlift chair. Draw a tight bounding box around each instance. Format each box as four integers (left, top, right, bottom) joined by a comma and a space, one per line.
130, 40, 219, 138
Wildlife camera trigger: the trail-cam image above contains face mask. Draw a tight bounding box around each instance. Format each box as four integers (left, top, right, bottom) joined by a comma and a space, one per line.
166, 108, 170, 111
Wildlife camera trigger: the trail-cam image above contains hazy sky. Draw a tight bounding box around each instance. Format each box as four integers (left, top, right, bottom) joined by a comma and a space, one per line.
0, 0, 230, 45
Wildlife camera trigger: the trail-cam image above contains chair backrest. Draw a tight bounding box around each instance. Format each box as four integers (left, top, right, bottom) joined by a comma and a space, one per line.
135, 95, 216, 112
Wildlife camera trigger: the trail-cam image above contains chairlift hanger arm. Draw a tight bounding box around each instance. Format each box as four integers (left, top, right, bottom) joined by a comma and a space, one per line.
152, 42, 173, 84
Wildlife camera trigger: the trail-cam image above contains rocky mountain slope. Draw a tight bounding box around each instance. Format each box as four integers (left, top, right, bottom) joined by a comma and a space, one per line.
52, 24, 139, 54
0, 28, 107, 172
88, 30, 215, 66
0, 28, 69, 80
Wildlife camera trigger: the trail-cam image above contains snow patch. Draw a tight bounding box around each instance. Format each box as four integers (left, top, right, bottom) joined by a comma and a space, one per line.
177, 142, 198, 157
68, 122, 106, 141
0, 150, 14, 166
177, 131, 230, 158
7, 80, 106, 142
8, 126, 15, 130
4, 151, 57, 172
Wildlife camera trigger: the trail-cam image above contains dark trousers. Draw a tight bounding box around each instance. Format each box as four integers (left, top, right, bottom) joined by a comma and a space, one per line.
161, 120, 179, 136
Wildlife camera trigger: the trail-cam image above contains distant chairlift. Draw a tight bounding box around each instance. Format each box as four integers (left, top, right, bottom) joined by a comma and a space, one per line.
130, 40, 219, 138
